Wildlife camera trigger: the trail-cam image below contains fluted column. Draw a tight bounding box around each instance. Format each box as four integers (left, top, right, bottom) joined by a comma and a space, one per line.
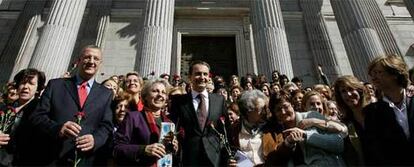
251, 0, 294, 78
404, 0, 414, 21
138, 0, 175, 77
0, 0, 47, 83
363, 0, 402, 56
331, 0, 385, 81
301, 0, 342, 82
79, 0, 112, 48
95, 0, 111, 48
29, 0, 88, 80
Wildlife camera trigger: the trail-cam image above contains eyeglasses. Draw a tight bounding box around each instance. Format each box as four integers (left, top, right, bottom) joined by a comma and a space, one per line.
81, 55, 101, 63
126, 79, 140, 84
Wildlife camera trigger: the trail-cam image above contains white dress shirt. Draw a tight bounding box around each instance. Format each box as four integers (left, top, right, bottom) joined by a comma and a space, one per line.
191, 90, 209, 113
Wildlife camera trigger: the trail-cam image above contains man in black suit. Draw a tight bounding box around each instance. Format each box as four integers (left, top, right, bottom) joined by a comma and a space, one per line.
30, 45, 113, 166
364, 55, 414, 165
169, 61, 229, 166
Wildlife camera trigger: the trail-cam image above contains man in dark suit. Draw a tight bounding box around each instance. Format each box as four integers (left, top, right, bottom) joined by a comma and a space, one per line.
169, 61, 229, 166
364, 55, 414, 165
29, 45, 113, 166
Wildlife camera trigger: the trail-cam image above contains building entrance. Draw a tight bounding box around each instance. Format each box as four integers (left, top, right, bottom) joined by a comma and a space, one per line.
181, 36, 238, 82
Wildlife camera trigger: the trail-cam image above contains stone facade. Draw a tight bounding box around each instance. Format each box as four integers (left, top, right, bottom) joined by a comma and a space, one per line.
0, 0, 413, 86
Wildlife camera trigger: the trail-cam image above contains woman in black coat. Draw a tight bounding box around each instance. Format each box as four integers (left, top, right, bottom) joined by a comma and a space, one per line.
0, 68, 46, 166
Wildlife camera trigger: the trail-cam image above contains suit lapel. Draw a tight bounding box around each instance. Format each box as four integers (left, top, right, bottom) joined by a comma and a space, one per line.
205, 93, 217, 129
64, 77, 80, 109
183, 94, 202, 133
407, 97, 414, 141
83, 81, 101, 110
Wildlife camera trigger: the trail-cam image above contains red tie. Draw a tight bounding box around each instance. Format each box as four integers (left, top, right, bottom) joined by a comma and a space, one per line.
78, 82, 88, 108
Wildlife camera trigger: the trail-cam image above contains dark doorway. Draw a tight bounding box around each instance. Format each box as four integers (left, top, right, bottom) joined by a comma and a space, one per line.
181, 36, 238, 82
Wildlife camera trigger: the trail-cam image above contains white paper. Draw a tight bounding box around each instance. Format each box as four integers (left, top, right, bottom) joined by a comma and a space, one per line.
157, 122, 175, 167
235, 150, 254, 167
159, 122, 175, 142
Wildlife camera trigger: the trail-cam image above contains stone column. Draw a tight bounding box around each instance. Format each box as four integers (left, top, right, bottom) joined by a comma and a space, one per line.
0, 0, 47, 83
95, 2, 111, 48
331, 0, 385, 81
79, 0, 112, 48
363, 0, 402, 56
404, 0, 414, 21
300, 0, 342, 82
138, 0, 175, 77
250, 0, 294, 78
29, 0, 88, 80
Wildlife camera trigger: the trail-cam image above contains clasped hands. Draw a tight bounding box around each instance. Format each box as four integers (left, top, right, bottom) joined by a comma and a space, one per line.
283, 127, 306, 148
59, 121, 94, 152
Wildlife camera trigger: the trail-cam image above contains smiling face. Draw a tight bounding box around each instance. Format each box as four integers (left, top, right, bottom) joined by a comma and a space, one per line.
275, 101, 295, 126
364, 83, 375, 97
272, 72, 279, 81
115, 100, 129, 123
189, 64, 210, 92
339, 86, 361, 108
144, 83, 167, 110
7, 88, 19, 102
126, 74, 142, 94
17, 75, 38, 104
103, 80, 118, 96
79, 47, 102, 80
231, 76, 239, 86
305, 95, 324, 114
326, 102, 340, 120
292, 92, 304, 111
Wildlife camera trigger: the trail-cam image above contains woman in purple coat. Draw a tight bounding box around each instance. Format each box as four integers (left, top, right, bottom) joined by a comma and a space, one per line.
113, 79, 178, 166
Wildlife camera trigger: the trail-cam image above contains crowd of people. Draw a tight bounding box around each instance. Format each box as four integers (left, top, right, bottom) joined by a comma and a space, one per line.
0, 45, 414, 166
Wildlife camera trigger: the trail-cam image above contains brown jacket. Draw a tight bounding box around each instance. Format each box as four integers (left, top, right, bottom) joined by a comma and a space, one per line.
228, 121, 300, 166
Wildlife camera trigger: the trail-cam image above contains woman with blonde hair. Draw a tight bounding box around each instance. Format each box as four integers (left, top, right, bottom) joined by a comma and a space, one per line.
114, 79, 178, 166
302, 91, 326, 115
313, 84, 332, 101
124, 72, 144, 112
333, 75, 369, 166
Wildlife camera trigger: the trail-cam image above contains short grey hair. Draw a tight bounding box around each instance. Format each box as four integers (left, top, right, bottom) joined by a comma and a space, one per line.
141, 79, 171, 105
238, 90, 269, 117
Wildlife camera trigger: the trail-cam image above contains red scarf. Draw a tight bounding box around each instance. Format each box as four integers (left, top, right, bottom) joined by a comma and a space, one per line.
144, 109, 171, 167
137, 100, 144, 112
144, 111, 160, 138
144, 109, 172, 140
